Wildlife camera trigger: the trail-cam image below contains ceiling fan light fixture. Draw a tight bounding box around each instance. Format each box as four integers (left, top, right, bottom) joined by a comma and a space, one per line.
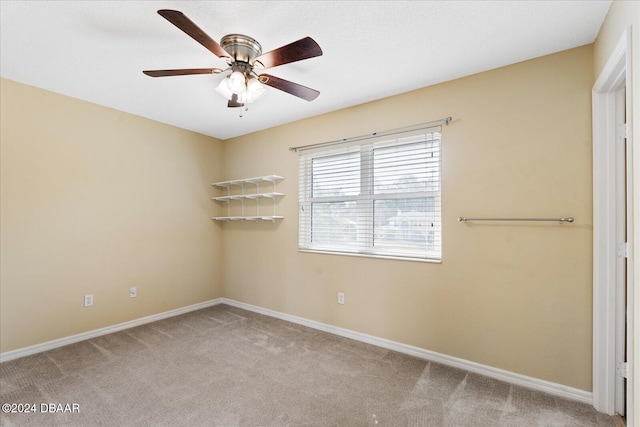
246, 78, 266, 102
215, 78, 234, 100
228, 71, 246, 94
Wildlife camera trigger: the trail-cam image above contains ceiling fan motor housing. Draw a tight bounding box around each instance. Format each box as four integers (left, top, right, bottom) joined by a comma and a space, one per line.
220, 34, 262, 66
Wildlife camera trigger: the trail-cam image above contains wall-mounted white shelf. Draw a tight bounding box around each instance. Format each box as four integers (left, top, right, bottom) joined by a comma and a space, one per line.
214, 175, 283, 188
212, 192, 285, 203
212, 215, 284, 222
211, 175, 284, 223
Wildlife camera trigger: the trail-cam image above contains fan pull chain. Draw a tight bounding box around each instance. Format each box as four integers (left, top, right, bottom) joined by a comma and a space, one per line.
239, 80, 250, 118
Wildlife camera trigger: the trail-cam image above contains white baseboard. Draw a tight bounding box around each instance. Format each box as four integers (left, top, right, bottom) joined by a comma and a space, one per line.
0, 298, 224, 363
221, 298, 593, 406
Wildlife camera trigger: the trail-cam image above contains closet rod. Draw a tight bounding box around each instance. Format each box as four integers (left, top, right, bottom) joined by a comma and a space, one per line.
457, 217, 574, 224
289, 116, 452, 152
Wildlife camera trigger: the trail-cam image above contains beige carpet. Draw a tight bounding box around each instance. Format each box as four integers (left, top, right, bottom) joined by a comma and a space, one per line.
0, 304, 615, 426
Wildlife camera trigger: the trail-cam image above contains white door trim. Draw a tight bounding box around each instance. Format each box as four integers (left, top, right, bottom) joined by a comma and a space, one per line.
592, 28, 633, 418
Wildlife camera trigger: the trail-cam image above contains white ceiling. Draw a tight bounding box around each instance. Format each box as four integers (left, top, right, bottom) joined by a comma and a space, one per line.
1, 1, 611, 140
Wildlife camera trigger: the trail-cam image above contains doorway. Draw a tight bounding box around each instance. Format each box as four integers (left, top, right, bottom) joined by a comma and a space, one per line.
592, 29, 634, 425
613, 85, 628, 419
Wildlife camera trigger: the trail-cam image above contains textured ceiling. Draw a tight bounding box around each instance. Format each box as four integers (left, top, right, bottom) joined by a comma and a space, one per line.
0, 1, 611, 140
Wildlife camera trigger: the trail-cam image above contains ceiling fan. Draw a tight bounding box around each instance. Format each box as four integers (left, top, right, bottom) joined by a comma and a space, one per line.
143, 9, 323, 110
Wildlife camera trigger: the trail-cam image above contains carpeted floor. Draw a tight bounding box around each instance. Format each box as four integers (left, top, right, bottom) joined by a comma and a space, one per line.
0, 304, 615, 426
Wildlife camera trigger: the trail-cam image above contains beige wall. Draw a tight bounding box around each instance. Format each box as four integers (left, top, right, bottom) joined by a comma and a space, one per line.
594, 0, 640, 418
0, 79, 224, 353
221, 45, 595, 391
594, 0, 640, 78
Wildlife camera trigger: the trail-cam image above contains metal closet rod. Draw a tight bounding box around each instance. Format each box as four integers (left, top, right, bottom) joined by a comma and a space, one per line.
289, 116, 452, 152
458, 217, 575, 224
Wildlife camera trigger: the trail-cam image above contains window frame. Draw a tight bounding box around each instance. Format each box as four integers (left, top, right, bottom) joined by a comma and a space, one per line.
298, 127, 442, 262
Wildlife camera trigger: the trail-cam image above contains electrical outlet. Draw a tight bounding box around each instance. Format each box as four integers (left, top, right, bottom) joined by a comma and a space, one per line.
84, 294, 93, 307
338, 292, 345, 305
129, 287, 137, 298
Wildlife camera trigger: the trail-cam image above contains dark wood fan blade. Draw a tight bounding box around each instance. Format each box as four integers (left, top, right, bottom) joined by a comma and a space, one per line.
143, 68, 219, 77
228, 94, 242, 108
253, 37, 322, 69
258, 74, 319, 101
157, 9, 230, 59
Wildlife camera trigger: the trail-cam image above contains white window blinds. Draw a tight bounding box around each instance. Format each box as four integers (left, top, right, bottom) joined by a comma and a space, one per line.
298, 127, 442, 261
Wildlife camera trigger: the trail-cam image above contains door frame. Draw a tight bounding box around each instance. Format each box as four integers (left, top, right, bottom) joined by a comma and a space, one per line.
592, 28, 634, 423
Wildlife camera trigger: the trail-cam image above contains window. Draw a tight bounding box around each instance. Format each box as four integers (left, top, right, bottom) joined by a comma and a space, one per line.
298, 127, 441, 261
